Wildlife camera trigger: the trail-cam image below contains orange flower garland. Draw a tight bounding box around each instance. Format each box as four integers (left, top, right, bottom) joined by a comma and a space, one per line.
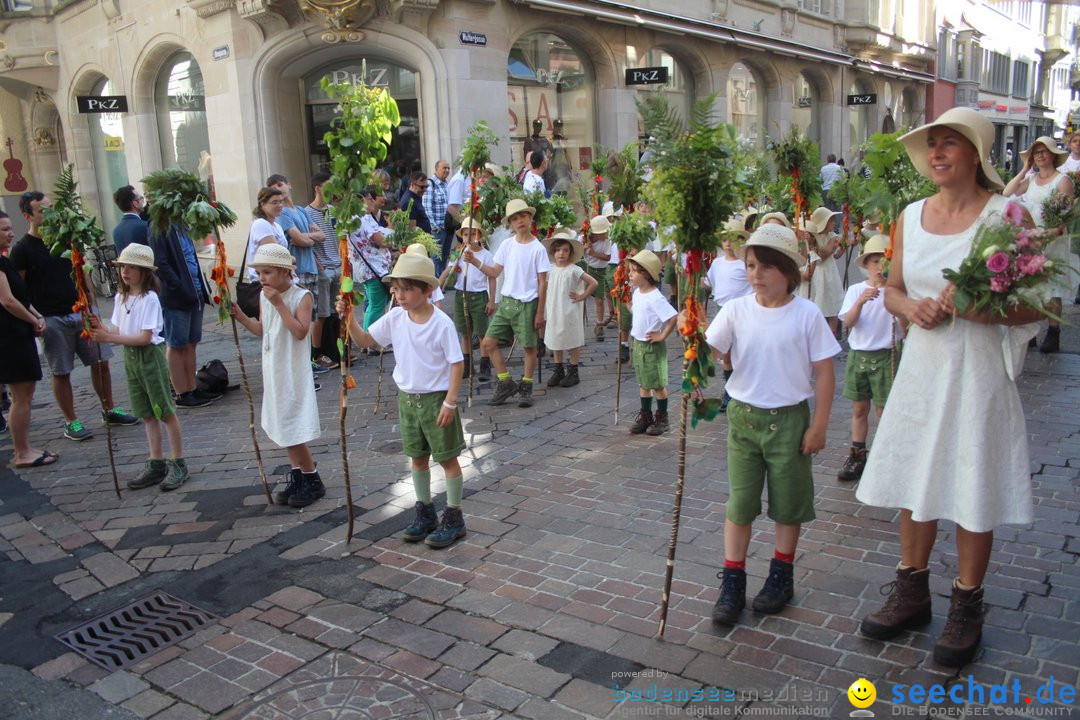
69, 248, 95, 340
209, 239, 236, 324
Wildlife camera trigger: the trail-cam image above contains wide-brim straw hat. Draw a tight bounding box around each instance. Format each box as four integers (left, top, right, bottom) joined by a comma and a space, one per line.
857, 234, 890, 267
589, 215, 611, 235
116, 243, 157, 271
743, 224, 805, 268
544, 229, 584, 264
387, 252, 438, 288
502, 198, 536, 225
456, 216, 487, 241
899, 107, 1004, 191
483, 162, 500, 176
723, 216, 750, 240
250, 243, 295, 269
759, 211, 791, 229
628, 249, 662, 283
1020, 135, 1069, 169
805, 207, 841, 235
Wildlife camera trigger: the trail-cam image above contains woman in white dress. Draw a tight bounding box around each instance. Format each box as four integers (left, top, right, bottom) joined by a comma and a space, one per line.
1002, 136, 1074, 353
856, 108, 1043, 667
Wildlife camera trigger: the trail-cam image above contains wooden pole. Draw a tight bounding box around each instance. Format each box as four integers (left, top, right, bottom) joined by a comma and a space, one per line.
231, 317, 272, 505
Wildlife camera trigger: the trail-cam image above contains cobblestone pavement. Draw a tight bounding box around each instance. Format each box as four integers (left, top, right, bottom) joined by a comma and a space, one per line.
0, 295, 1077, 719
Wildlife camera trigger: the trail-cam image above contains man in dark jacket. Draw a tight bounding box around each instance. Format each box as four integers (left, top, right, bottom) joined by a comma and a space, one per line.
111, 185, 148, 255
149, 226, 218, 407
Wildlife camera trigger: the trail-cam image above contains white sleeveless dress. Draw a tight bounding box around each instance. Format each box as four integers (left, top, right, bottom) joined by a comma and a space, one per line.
1018, 172, 1074, 284
855, 195, 1035, 532
260, 284, 321, 448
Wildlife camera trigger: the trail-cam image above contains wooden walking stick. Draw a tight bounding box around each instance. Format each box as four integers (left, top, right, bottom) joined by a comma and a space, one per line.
337, 235, 358, 541
462, 266, 475, 408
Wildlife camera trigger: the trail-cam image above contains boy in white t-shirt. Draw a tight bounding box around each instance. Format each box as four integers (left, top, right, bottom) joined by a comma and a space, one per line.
463, 199, 550, 408
338, 252, 468, 549
438, 219, 496, 381
626, 250, 678, 436
704, 222, 754, 411
836, 234, 901, 482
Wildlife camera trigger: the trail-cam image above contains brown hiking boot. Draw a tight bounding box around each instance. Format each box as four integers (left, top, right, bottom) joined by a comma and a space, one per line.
860, 566, 932, 640
646, 410, 669, 436
629, 409, 653, 434
933, 581, 987, 667
489, 378, 518, 406
838, 447, 868, 482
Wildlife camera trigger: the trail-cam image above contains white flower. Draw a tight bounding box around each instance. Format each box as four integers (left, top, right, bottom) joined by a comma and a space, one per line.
981, 245, 999, 258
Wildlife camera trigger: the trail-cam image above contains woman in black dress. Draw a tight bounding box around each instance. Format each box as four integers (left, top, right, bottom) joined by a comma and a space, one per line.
0, 211, 55, 467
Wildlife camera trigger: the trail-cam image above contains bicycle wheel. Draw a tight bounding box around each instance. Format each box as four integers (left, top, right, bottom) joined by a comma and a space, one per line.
91, 263, 115, 298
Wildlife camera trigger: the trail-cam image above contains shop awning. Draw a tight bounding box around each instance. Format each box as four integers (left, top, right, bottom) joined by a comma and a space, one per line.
511, 0, 935, 83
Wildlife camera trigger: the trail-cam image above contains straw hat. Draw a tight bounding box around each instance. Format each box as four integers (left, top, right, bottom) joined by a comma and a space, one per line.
1020, 135, 1069, 169
483, 162, 500, 177
502, 198, 536, 225
250, 243, 295, 269
857, 234, 890, 267
404, 243, 429, 257
589, 215, 611, 235
805, 207, 841, 235
898, 107, 1004, 191
723, 216, 750, 240
115, 243, 157, 271
743, 224, 805, 268
759, 211, 791, 229
456, 216, 487, 241
628, 249, 662, 283
544, 228, 583, 263
387, 252, 438, 288
601, 200, 616, 218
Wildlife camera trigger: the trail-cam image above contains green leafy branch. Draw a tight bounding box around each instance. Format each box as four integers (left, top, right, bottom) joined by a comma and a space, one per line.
460, 121, 498, 174
41, 164, 105, 258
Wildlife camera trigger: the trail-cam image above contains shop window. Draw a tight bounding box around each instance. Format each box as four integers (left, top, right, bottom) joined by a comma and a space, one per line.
727, 62, 764, 147
848, 80, 871, 159
791, 73, 819, 147
88, 78, 128, 236
508, 32, 596, 192
155, 51, 210, 175
634, 49, 693, 131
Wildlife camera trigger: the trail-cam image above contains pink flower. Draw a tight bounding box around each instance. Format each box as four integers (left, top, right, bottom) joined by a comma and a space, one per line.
989, 275, 1012, 293
1003, 201, 1024, 226
1014, 231, 1034, 249
986, 251, 1010, 274
1016, 253, 1047, 277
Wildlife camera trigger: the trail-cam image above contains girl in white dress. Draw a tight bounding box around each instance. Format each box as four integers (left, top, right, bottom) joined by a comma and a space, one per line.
856, 108, 1043, 668
802, 208, 845, 335
1003, 136, 1074, 353
231, 244, 323, 509
543, 230, 597, 388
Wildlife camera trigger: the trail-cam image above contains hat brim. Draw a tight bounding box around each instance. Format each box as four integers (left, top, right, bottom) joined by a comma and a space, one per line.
456, 224, 487, 240
741, 240, 806, 269
384, 272, 439, 288
806, 210, 841, 235
116, 259, 157, 271
544, 236, 584, 264
502, 206, 536, 226
900, 120, 1004, 191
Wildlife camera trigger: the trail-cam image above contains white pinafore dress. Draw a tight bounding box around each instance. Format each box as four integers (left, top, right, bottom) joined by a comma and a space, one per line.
260, 284, 321, 447
1019, 172, 1073, 276
855, 195, 1035, 532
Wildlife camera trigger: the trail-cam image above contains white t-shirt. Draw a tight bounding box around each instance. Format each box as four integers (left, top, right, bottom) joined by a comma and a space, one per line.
704, 294, 841, 408
522, 171, 546, 196
247, 218, 288, 281
608, 241, 621, 266
368, 306, 464, 394
705, 256, 752, 306
630, 288, 677, 342
584, 236, 612, 269
492, 237, 551, 302
452, 248, 494, 292
446, 171, 469, 208
1060, 155, 1080, 173
111, 290, 165, 345
839, 281, 897, 351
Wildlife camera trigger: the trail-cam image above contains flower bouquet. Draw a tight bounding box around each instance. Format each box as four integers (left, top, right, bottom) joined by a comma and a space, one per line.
942, 202, 1066, 321
1039, 190, 1074, 230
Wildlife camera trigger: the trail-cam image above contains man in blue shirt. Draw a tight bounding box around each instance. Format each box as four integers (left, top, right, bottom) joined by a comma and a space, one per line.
112, 185, 148, 255
399, 172, 431, 234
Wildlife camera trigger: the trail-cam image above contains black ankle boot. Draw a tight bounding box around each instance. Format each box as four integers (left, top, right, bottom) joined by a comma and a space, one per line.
711, 568, 747, 625
752, 558, 794, 614
477, 357, 492, 382
1040, 327, 1060, 354
560, 364, 580, 387
546, 363, 565, 387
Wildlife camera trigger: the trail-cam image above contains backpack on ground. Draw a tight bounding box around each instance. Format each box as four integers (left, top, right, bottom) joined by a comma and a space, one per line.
196, 359, 230, 395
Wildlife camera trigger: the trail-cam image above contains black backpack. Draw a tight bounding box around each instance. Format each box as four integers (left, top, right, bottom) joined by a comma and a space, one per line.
196, 359, 230, 395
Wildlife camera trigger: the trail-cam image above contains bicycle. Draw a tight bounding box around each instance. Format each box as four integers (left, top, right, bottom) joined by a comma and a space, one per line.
89, 244, 119, 298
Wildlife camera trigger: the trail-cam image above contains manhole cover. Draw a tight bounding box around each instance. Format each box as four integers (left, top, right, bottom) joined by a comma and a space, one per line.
55, 591, 217, 670
234, 675, 435, 719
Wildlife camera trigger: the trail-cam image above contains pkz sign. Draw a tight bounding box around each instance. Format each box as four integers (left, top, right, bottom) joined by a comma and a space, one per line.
625, 67, 669, 86
846, 94, 877, 106
76, 95, 128, 114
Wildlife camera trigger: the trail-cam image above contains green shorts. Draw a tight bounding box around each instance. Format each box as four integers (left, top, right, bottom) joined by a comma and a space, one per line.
453, 290, 489, 339
485, 296, 539, 348
843, 348, 896, 407
632, 338, 668, 390
397, 391, 466, 463
585, 265, 609, 300
124, 344, 175, 420
726, 399, 815, 525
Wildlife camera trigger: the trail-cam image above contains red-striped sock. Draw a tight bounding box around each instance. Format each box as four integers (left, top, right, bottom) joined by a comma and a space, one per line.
774, 550, 795, 564
724, 559, 746, 570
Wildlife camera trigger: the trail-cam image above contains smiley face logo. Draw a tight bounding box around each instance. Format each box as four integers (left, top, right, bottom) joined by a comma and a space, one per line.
847, 678, 876, 708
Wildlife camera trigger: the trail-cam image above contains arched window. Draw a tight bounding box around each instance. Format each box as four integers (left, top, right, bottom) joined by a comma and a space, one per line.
508, 32, 596, 192
848, 79, 872, 158
155, 51, 210, 174
634, 49, 693, 128
87, 78, 129, 235
900, 86, 918, 130
727, 62, 764, 146
791, 73, 819, 146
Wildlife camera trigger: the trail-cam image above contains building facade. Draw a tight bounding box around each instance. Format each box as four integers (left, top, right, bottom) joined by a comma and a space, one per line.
0, 0, 934, 256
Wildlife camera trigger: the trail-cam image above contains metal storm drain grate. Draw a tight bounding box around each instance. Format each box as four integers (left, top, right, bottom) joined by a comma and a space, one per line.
55, 591, 218, 671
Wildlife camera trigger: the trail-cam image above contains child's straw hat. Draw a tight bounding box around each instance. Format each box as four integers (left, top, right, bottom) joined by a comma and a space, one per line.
628, 249, 662, 283
387, 252, 439, 288
250, 244, 295, 269
743, 224, 805, 268
899, 107, 1004, 191
723, 216, 750, 240
544, 228, 583, 263
804, 207, 841, 235
759, 211, 791, 229
404, 243, 430, 257
589, 215, 611, 235
857, 235, 890, 267
456, 217, 487, 241
116, 243, 157, 271
502, 198, 536, 225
